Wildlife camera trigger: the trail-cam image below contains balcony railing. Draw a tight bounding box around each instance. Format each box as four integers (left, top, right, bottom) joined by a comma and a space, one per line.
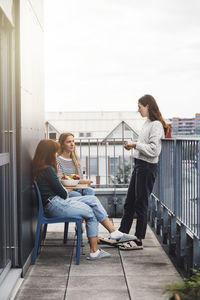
152, 138, 200, 237
75, 138, 133, 188
150, 138, 200, 273
75, 137, 200, 272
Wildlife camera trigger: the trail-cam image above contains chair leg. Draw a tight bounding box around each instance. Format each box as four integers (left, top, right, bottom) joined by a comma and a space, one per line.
32, 222, 42, 265
64, 222, 69, 244
42, 224, 48, 240
76, 221, 82, 265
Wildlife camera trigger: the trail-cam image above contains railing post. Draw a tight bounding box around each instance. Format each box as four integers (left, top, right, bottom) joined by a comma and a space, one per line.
162, 207, 168, 244
108, 155, 111, 186
168, 140, 178, 255
169, 215, 176, 255
158, 144, 165, 240
174, 139, 181, 217
96, 176, 100, 188
113, 138, 116, 187
169, 140, 181, 255
86, 156, 88, 179
96, 138, 99, 182
197, 141, 200, 238
156, 201, 162, 235
88, 139, 91, 178
192, 142, 200, 269
105, 141, 108, 187
193, 236, 200, 269
178, 224, 187, 266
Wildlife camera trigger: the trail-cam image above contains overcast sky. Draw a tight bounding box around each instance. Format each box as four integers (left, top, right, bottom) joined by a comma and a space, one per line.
44, 0, 200, 118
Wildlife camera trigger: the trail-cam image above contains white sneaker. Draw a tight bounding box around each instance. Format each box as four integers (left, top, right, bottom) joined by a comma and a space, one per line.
87, 249, 111, 260
115, 233, 137, 243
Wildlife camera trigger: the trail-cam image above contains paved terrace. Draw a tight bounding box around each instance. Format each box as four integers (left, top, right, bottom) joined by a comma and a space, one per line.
14, 219, 181, 300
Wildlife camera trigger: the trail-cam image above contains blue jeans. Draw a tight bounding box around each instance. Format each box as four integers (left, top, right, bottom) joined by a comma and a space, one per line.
69, 187, 94, 198
44, 195, 108, 237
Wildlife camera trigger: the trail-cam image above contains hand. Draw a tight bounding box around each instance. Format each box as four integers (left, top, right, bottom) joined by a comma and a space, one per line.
84, 179, 93, 185
79, 179, 93, 185
86, 180, 93, 185
124, 141, 136, 150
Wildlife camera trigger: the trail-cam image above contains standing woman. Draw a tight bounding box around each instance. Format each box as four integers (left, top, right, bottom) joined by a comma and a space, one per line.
57, 133, 94, 197
118, 95, 169, 250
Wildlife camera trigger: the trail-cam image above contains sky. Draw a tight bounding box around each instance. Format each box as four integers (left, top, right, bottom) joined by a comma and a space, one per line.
44, 0, 200, 118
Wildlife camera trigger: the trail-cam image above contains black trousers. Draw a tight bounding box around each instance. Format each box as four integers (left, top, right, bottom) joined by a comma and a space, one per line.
119, 159, 158, 239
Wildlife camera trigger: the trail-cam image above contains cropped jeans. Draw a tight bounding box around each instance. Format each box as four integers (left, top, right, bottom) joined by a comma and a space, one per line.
44, 195, 108, 238
69, 186, 95, 198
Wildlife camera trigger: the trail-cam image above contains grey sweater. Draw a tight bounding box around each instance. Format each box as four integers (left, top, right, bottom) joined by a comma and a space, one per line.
134, 119, 165, 164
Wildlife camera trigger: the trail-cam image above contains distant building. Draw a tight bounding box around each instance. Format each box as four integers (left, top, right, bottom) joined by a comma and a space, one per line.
45, 111, 145, 186
171, 114, 200, 137
45, 111, 145, 141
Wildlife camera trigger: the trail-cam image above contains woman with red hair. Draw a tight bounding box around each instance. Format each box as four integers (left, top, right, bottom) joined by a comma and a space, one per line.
32, 139, 136, 260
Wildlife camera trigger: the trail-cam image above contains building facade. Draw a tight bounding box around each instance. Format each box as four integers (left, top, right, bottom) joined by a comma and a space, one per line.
45, 110, 145, 140
0, 1, 44, 299
45, 111, 143, 186
171, 114, 200, 137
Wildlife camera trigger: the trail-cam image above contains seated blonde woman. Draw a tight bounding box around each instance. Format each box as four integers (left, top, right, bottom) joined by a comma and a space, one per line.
57, 132, 94, 198
32, 139, 136, 260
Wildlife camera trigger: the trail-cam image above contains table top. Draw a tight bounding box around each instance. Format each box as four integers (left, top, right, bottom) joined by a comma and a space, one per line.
64, 184, 88, 190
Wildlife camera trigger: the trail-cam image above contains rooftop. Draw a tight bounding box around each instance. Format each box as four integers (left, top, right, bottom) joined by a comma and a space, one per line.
45, 111, 145, 139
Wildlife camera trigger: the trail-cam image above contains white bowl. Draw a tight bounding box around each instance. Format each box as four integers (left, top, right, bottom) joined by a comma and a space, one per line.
61, 179, 80, 186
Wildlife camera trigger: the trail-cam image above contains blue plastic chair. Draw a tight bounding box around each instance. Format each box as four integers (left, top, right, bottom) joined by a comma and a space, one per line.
32, 181, 82, 265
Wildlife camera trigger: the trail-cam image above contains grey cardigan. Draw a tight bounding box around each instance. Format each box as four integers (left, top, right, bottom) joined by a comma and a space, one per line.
134, 119, 165, 164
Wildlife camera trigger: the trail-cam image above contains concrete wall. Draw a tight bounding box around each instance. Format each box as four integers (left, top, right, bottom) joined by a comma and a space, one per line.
17, 0, 44, 269
95, 188, 127, 217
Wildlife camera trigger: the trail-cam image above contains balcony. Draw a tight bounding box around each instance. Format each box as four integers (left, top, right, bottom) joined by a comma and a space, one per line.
10, 137, 200, 299
14, 220, 181, 300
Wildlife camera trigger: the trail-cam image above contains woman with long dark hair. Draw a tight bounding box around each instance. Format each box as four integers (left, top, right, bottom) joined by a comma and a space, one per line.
32, 139, 136, 259
118, 95, 169, 250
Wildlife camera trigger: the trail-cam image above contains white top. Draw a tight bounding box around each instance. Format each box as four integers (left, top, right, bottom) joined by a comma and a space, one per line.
134, 119, 165, 164
57, 156, 78, 177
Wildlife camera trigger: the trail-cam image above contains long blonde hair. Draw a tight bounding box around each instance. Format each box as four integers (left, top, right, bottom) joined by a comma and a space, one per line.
58, 132, 81, 175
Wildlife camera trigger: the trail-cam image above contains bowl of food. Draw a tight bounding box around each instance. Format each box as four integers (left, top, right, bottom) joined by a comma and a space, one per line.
61, 173, 80, 186
61, 179, 80, 186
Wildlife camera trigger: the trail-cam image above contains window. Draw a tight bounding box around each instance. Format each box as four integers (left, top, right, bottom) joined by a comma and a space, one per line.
49, 132, 57, 140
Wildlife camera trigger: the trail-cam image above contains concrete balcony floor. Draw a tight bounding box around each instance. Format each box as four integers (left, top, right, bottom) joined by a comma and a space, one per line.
14, 219, 181, 300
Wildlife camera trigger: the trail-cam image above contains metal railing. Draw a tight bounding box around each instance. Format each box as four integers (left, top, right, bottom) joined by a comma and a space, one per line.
75, 137, 200, 235
75, 137, 200, 271
153, 138, 200, 238
75, 138, 134, 188
150, 138, 200, 272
